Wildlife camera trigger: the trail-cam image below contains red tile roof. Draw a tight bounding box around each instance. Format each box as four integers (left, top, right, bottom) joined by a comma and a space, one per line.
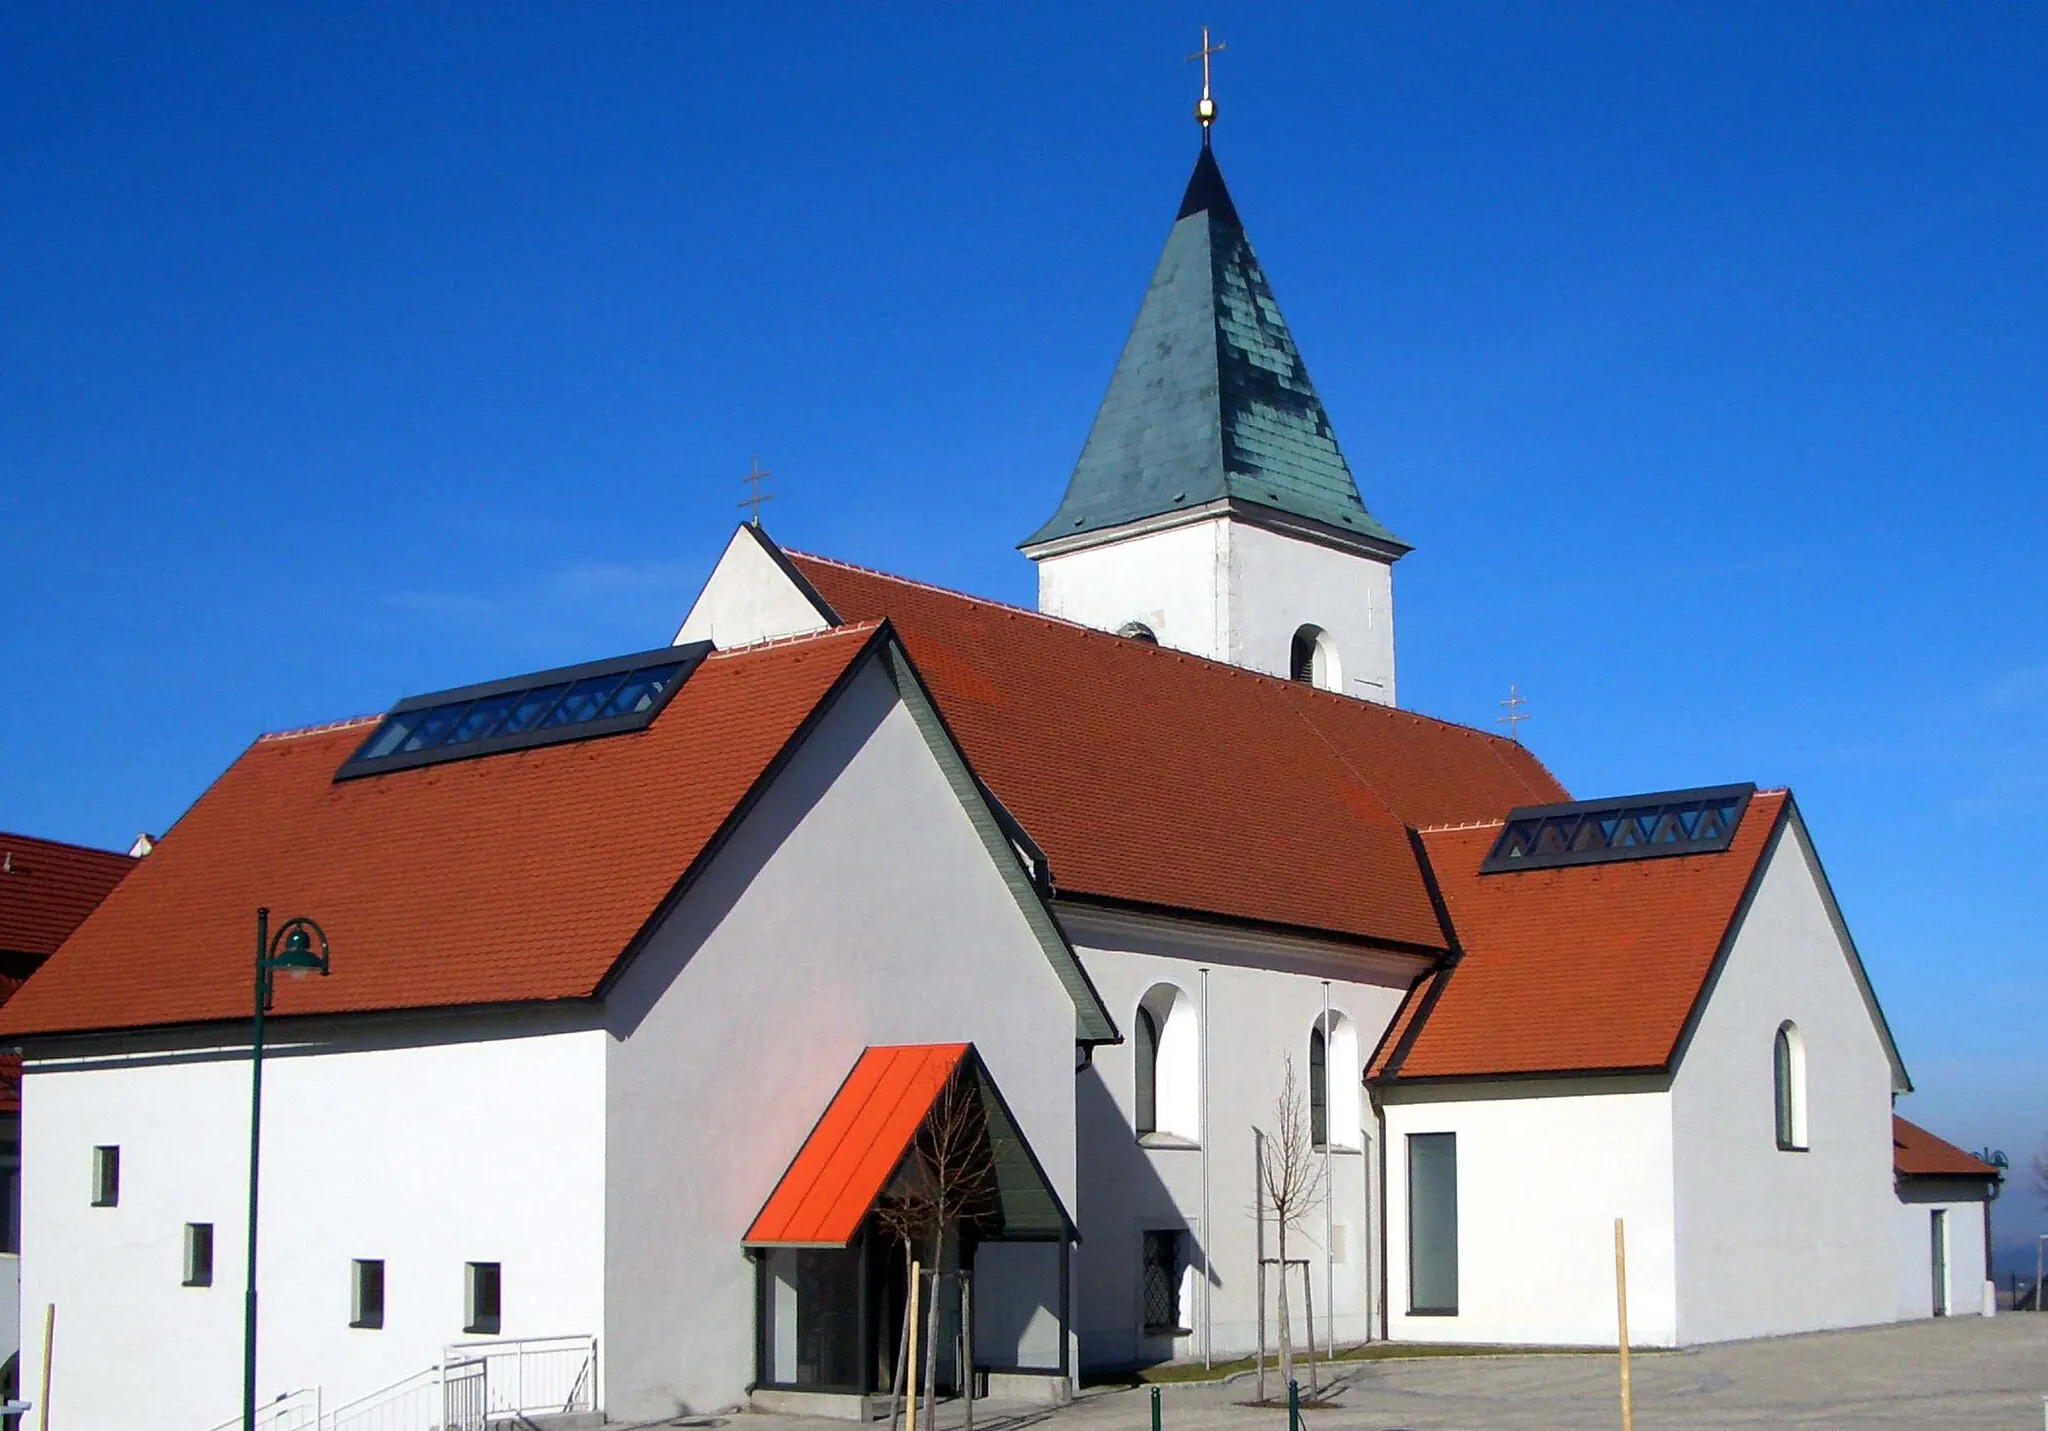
0, 626, 881, 1039
0, 832, 136, 960
1894, 1115, 2001, 1180
746, 1044, 970, 1247
1380, 792, 1792, 1079
788, 553, 1565, 952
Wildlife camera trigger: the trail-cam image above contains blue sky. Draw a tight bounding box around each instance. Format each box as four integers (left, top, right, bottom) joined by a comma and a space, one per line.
4, 5, 2044, 1259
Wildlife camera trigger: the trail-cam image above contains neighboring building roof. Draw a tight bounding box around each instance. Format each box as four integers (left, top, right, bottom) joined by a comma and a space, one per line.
1023, 145, 1401, 552
1893, 1115, 2001, 1181
746, 1044, 970, 1247
1379, 792, 1794, 1079
788, 551, 1566, 954
0, 626, 886, 1038
0, 831, 137, 959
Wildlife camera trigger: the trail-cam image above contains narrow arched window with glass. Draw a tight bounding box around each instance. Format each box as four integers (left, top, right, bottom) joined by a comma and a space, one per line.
1774, 1021, 1808, 1150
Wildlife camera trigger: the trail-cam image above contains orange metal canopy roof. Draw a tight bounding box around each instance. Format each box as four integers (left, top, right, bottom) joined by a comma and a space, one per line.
746, 1044, 970, 1249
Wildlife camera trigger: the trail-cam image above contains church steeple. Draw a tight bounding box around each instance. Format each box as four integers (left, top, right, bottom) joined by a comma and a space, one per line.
1021, 145, 1404, 555
1023, 139, 1406, 707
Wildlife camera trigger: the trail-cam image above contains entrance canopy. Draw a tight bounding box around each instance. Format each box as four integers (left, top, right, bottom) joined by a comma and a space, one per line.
745, 1043, 1073, 1249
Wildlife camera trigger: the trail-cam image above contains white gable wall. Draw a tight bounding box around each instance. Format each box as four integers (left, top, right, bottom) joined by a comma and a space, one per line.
1061, 907, 1418, 1368
674, 527, 833, 649
20, 1015, 606, 1431
1670, 820, 1901, 1342
600, 657, 1080, 1420
1380, 1080, 1679, 1347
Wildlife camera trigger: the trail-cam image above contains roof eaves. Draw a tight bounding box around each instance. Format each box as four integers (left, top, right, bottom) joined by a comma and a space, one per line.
741, 522, 843, 628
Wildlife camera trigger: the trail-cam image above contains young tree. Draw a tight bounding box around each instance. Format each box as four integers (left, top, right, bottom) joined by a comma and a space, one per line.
1257, 1057, 1326, 1396
876, 1068, 999, 1426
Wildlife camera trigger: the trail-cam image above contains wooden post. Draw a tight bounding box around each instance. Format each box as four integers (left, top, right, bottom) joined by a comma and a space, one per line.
1614, 1220, 1632, 1431
37, 1304, 53, 1431
1254, 1129, 1267, 1405
906, 1261, 922, 1431
960, 1270, 973, 1431
1300, 1261, 1318, 1398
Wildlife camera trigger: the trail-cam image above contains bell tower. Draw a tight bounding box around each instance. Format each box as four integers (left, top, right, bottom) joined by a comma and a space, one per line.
1020, 134, 1407, 704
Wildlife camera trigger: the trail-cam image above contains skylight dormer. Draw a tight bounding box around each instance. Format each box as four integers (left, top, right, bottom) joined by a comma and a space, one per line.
336, 641, 711, 780
1478, 783, 1756, 874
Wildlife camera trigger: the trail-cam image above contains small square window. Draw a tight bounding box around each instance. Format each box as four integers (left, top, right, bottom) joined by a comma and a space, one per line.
351, 1259, 385, 1329
183, 1223, 214, 1287
464, 1261, 501, 1335
91, 1146, 119, 1207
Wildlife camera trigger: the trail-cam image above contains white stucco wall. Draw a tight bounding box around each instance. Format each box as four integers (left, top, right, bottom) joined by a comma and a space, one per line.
1669, 822, 1901, 1344
674, 527, 833, 649
21, 1018, 606, 1431
1894, 1183, 1989, 1320
600, 657, 1081, 1420
1063, 908, 1417, 1369
1033, 517, 1396, 705
1381, 1081, 1679, 1348
1035, 520, 1226, 660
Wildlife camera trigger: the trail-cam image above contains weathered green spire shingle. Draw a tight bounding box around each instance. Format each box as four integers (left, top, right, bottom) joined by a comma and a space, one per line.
1024, 146, 1404, 552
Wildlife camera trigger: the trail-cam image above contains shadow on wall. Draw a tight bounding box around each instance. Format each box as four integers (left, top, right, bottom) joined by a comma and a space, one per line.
1075, 1063, 1219, 1372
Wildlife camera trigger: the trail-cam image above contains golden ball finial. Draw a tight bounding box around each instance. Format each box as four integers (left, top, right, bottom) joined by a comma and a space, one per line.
1196, 96, 1217, 127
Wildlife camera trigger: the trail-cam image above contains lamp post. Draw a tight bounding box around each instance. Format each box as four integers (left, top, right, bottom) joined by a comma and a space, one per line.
244, 907, 331, 1431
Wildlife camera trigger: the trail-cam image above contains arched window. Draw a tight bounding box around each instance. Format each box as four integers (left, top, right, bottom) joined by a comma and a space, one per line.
1774, 1022, 1807, 1150
1309, 1025, 1329, 1148
1135, 1007, 1159, 1135
1118, 621, 1159, 644
1309, 1012, 1361, 1149
1135, 984, 1199, 1144
1289, 625, 1342, 692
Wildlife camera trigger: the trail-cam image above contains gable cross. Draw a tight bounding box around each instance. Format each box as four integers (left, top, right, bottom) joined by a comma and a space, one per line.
738, 455, 774, 527
1498, 684, 1529, 742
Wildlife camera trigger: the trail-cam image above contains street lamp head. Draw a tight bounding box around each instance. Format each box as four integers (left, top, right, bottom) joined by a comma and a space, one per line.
263, 916, 330, 980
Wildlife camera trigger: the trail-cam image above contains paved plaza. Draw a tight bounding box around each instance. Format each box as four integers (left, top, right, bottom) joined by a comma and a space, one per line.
710, 1315, 2048, 1431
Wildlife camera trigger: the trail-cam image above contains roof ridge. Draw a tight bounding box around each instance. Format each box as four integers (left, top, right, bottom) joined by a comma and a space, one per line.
0, 831, 135, 859
257, 715, 382, 743
706, 620, 881, 659
787, 550, 1544, 753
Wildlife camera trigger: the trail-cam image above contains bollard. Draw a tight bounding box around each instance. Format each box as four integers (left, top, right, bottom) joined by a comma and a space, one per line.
1150, 1384, 1161, 1431
1288, 1378, 1300, 1431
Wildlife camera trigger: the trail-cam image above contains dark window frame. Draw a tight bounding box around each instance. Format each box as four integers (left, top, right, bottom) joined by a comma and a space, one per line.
1407, 1132, 1459, 1316
1134, 1007, 1159, 1137
351, 1258, 386, 1329
1308, 1025, 1329, 1150
183, 1222, 214, 1287
91, 1145, 119, 1207
1479, 784, 1756, 875
1140, 1229, 1186, 1334
336, 643, 711, 781
464, 1260, 502, 1335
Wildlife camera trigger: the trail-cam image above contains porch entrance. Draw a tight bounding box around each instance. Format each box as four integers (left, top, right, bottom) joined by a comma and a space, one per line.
746, 1044, 1075, 1404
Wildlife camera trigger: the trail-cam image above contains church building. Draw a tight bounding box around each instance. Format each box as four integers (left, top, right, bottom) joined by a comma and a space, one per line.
0, 116, 1999, 1431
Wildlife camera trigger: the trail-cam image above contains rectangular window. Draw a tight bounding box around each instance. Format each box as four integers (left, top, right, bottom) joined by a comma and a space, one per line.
464, 1261, 501, 1335
351, 1259, 386, 1329
91, 1145, 119, 1207
183, 1223, 214, 1287
1140, 1230, 1184, 1332
1407, 1132, 1459, 1315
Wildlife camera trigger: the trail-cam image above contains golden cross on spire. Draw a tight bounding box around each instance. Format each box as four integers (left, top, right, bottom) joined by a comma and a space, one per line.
1185, 26, 1225, 138
737, 455, 774, 527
